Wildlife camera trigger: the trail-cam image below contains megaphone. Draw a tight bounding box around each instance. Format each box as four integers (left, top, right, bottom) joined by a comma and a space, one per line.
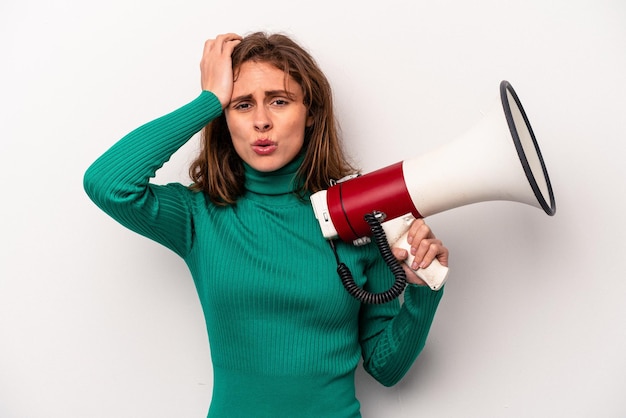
311, 81, 556, 302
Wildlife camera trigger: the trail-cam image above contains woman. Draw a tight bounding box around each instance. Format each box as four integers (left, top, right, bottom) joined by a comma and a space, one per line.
84, 32, 449, 418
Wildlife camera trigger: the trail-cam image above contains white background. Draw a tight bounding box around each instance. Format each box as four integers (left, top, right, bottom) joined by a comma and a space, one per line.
1, 0, 625, 416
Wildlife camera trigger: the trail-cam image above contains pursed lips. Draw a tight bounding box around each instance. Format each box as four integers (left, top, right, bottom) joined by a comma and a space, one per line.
252, 139, 277, 155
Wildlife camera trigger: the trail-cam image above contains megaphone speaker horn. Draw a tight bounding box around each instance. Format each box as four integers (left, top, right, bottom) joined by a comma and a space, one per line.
402, 80, 556, 220
310, 80, 556, 298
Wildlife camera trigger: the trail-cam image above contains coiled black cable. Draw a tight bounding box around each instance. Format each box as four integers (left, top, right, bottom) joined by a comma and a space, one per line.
330, 212, 407, 304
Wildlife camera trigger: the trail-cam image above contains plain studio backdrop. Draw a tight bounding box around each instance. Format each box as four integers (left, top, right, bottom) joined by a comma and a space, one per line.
1, 0, 625, 416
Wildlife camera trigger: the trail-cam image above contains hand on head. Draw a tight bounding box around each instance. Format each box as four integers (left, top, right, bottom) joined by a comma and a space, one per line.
200, 33, 242, 108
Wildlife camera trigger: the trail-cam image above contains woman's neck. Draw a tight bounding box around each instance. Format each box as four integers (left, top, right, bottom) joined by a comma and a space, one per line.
243, 153, 305, 197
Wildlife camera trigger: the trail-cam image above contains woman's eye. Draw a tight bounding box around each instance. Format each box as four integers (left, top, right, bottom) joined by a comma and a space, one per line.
234, 102, 251, 110
272, 99, 288, 106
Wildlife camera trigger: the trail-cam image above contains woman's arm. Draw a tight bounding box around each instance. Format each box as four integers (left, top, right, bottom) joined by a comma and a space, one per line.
84, 34, 241, 256
83, 92, 223, 256
359, 283, 444, 387
359, 219, 448, 386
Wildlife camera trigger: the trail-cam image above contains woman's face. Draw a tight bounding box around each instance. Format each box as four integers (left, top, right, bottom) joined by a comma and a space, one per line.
225, 61, 312, 172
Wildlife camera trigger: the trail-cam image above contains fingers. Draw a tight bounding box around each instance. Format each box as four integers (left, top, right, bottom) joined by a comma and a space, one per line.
392, 247, 409, 262
392, 247, 428, 286
200, 33, 242, 107
202, 33, 242, 55
406, 219, 449, 270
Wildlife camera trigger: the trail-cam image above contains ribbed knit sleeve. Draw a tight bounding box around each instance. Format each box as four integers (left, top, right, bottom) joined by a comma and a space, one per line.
359, 279, 444, 387
83, 91, 223, 257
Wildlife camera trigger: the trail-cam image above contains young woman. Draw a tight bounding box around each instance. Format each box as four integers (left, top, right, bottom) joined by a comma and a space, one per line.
84, 32, 449, 418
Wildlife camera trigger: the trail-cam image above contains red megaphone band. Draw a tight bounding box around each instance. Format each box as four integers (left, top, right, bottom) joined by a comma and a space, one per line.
326, 162, 423, 242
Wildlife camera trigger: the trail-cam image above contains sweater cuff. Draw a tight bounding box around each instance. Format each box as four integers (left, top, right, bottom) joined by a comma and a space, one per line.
199, 90, 224, 114
403, 283, 444, 317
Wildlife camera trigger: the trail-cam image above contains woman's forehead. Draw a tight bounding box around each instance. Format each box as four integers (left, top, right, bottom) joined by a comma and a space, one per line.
233, 61, 301, 95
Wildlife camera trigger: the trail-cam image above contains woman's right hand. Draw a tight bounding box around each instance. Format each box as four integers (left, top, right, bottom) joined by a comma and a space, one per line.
200, 33, 242, 109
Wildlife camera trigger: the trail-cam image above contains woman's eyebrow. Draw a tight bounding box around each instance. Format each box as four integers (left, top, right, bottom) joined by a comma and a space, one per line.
230, 93, 253, 103
231, 90, 296, 103
265, 89, 297, 99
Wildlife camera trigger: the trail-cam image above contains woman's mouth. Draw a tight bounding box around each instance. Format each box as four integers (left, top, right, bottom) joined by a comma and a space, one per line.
252, 139, 277, 155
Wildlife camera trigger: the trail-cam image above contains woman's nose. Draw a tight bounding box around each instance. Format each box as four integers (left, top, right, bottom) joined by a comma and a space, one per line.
253, 107, 272, 132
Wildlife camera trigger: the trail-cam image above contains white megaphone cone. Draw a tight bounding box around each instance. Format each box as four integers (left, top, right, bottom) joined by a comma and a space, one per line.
311, 81, 556, 299
404, 81, 555, 218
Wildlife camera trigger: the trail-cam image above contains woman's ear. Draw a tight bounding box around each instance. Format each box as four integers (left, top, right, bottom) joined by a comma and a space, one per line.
306, 114, 314, 127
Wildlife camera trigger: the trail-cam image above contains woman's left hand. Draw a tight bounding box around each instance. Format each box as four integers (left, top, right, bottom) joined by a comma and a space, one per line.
391, 219, 449, 285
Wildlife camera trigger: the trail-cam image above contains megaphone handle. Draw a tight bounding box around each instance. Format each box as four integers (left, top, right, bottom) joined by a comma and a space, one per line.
415, 258, 448, 291
393, 231, 449, 291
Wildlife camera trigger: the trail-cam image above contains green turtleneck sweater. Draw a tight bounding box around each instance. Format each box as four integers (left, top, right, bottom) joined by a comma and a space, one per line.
84, 91, 444, 418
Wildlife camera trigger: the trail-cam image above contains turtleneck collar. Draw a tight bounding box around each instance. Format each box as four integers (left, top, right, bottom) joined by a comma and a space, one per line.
243, 153, 305, 197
